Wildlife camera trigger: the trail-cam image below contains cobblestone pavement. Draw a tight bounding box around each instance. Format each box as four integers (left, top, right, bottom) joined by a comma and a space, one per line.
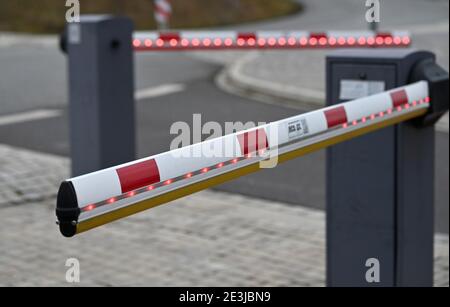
0, 144, 67, 207
0, 144, 448, 287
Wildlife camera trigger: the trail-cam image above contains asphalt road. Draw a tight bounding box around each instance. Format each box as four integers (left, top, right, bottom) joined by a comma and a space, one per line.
0, 0, 448, 233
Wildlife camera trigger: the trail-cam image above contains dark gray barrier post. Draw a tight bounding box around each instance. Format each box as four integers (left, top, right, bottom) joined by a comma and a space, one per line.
326, 50, 447, 287
66, 16, 135, 176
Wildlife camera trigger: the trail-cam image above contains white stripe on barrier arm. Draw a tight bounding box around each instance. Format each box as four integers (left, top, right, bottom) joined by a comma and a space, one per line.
132, 30, 412, 51
56, 81, 430, 237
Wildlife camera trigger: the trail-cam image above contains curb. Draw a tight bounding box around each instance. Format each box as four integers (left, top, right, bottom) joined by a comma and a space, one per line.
216, 51, 325, 111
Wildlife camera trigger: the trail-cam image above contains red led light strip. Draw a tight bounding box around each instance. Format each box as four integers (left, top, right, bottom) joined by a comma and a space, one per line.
133, 32, 411, 51
340, 97, 430, 129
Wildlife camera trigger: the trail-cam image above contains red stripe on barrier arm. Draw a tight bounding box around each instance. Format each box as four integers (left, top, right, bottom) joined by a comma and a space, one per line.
376, 32, 394, 39
309, 32, 327, 39
237, 128, 269, 155
390, 89, 409, 107
159, 32, 181, 42
310, 32, 329, 46
238, 33, 257, 41
324, 106, 348, 128
375, 32, 395, 46
116, 159, 161, 193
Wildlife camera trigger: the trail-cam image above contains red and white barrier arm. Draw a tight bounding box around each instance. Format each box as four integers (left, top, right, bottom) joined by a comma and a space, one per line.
132, 30, 411, 51
56, 81, 429, 237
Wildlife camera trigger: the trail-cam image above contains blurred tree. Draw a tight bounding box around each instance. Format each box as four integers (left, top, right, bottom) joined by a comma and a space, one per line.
0, 0, 301, 33
229, 0, 242, 10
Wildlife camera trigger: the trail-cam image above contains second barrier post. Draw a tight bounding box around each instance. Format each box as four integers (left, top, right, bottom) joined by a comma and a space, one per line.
65, 16, 136, 176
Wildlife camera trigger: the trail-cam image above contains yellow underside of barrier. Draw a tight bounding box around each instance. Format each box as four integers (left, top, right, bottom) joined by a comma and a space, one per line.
76, 109, 427, 235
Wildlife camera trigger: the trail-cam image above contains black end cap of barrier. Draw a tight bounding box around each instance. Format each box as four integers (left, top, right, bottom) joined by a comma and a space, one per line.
56, 181, 80, 238
411, 58, 449, 127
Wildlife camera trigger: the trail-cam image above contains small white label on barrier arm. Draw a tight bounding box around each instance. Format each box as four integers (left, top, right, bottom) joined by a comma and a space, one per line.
340, 80, 386, 100
288, 118, 309, 140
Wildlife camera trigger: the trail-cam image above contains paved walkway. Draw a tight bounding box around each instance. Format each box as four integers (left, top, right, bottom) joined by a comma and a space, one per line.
0, 144, 448, 286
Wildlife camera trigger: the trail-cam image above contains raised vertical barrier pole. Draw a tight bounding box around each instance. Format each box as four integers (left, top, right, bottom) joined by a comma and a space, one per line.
67, 16, 135, 176
326, 50, 447, 287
